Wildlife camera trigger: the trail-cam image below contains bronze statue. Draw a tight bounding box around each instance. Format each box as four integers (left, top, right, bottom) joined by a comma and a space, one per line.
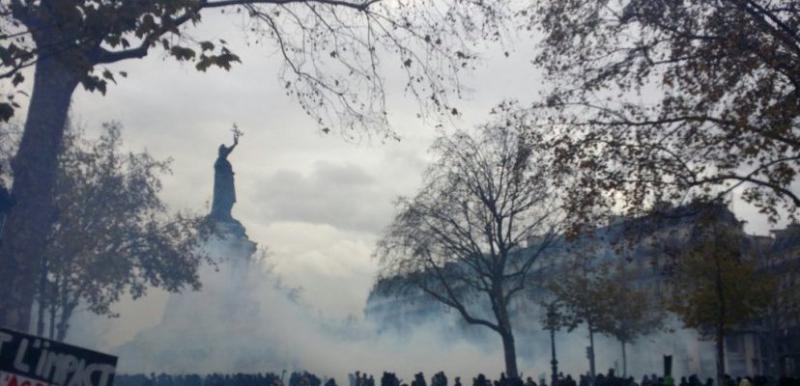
210, 127, 241, 222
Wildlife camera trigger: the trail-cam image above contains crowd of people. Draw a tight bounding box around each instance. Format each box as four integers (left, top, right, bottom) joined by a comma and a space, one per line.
115, 370, 800, 386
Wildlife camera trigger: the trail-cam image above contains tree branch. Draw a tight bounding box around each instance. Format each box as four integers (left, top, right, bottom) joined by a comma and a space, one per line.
91, 4, 204, 64
204, 0, 380, 11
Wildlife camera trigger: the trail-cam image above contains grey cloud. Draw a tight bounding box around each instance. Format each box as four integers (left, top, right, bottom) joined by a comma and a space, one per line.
252, 161, 395, 233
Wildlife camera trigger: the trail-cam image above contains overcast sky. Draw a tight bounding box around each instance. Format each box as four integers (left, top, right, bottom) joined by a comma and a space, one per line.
38, 8, 543, 340
18, 7, 778, 344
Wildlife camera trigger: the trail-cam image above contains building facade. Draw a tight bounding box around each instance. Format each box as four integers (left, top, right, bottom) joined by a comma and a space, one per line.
366, 204, 800, 378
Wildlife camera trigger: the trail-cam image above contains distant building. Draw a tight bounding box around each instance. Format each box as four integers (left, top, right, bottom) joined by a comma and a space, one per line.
366, 203, 800, 378
749, 224, 800, 376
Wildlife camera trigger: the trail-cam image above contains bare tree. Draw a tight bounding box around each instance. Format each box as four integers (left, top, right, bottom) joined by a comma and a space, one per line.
376, 118, 560, 378
0, 0, 510, 330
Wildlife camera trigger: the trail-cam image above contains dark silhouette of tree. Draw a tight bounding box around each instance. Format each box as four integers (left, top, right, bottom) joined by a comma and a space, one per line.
668, 222, 774, 386
548, 260, 616, 379
551, 257, 664, 379
32, 122, 211, 341
529, 0, 800, 232
376, 119, 560, 378
595, 263, 666, 378
0, 0, 508, 330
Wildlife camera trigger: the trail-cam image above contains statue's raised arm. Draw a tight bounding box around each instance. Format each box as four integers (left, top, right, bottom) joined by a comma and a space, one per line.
230, 127, 240, 150
219, 129, 241, 159
232, 124, 242, 145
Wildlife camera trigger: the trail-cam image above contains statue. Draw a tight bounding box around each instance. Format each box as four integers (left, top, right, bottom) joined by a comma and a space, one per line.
210, 126, 241, 222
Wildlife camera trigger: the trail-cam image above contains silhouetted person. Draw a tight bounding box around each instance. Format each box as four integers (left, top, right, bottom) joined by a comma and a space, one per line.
565, 376, 576, 386
210, 130, 239, 221
432, 372, 448, 386
382, 373, 400, 386
413, 373, 427, 386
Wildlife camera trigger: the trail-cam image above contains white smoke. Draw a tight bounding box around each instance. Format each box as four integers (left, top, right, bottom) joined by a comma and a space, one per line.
63, 227, 718, 384
63, 228, 505, 382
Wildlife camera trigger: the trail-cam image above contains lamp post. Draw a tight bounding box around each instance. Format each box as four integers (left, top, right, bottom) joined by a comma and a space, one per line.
546, 301, 561, 386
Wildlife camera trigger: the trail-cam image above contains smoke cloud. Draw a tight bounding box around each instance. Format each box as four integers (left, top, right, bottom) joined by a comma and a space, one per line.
61, 227, 719, 384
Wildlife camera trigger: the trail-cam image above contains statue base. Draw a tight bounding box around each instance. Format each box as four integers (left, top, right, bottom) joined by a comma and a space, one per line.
204, 215, 257, 263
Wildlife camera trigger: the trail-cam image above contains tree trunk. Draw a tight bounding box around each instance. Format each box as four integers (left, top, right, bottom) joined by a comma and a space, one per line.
588, 323, 597, 379
493, 291, 519, 379
48, 269, 58, 339
550, 327, 559, 386
501, 329, 519, 379
35, 301, 45, 336
621, 340, 627, 378
56, 305, 71, 342
36, 254, 48, 336
48, 302, 56, 340
716, 326, 726, 386
0, 56, 78, 331
55, 276, 72, 342
56, 315, 68, 342
714, 249, 726, 386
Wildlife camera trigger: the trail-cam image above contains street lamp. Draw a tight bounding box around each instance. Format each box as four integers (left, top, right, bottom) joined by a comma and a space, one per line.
546, 302, 560, 386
